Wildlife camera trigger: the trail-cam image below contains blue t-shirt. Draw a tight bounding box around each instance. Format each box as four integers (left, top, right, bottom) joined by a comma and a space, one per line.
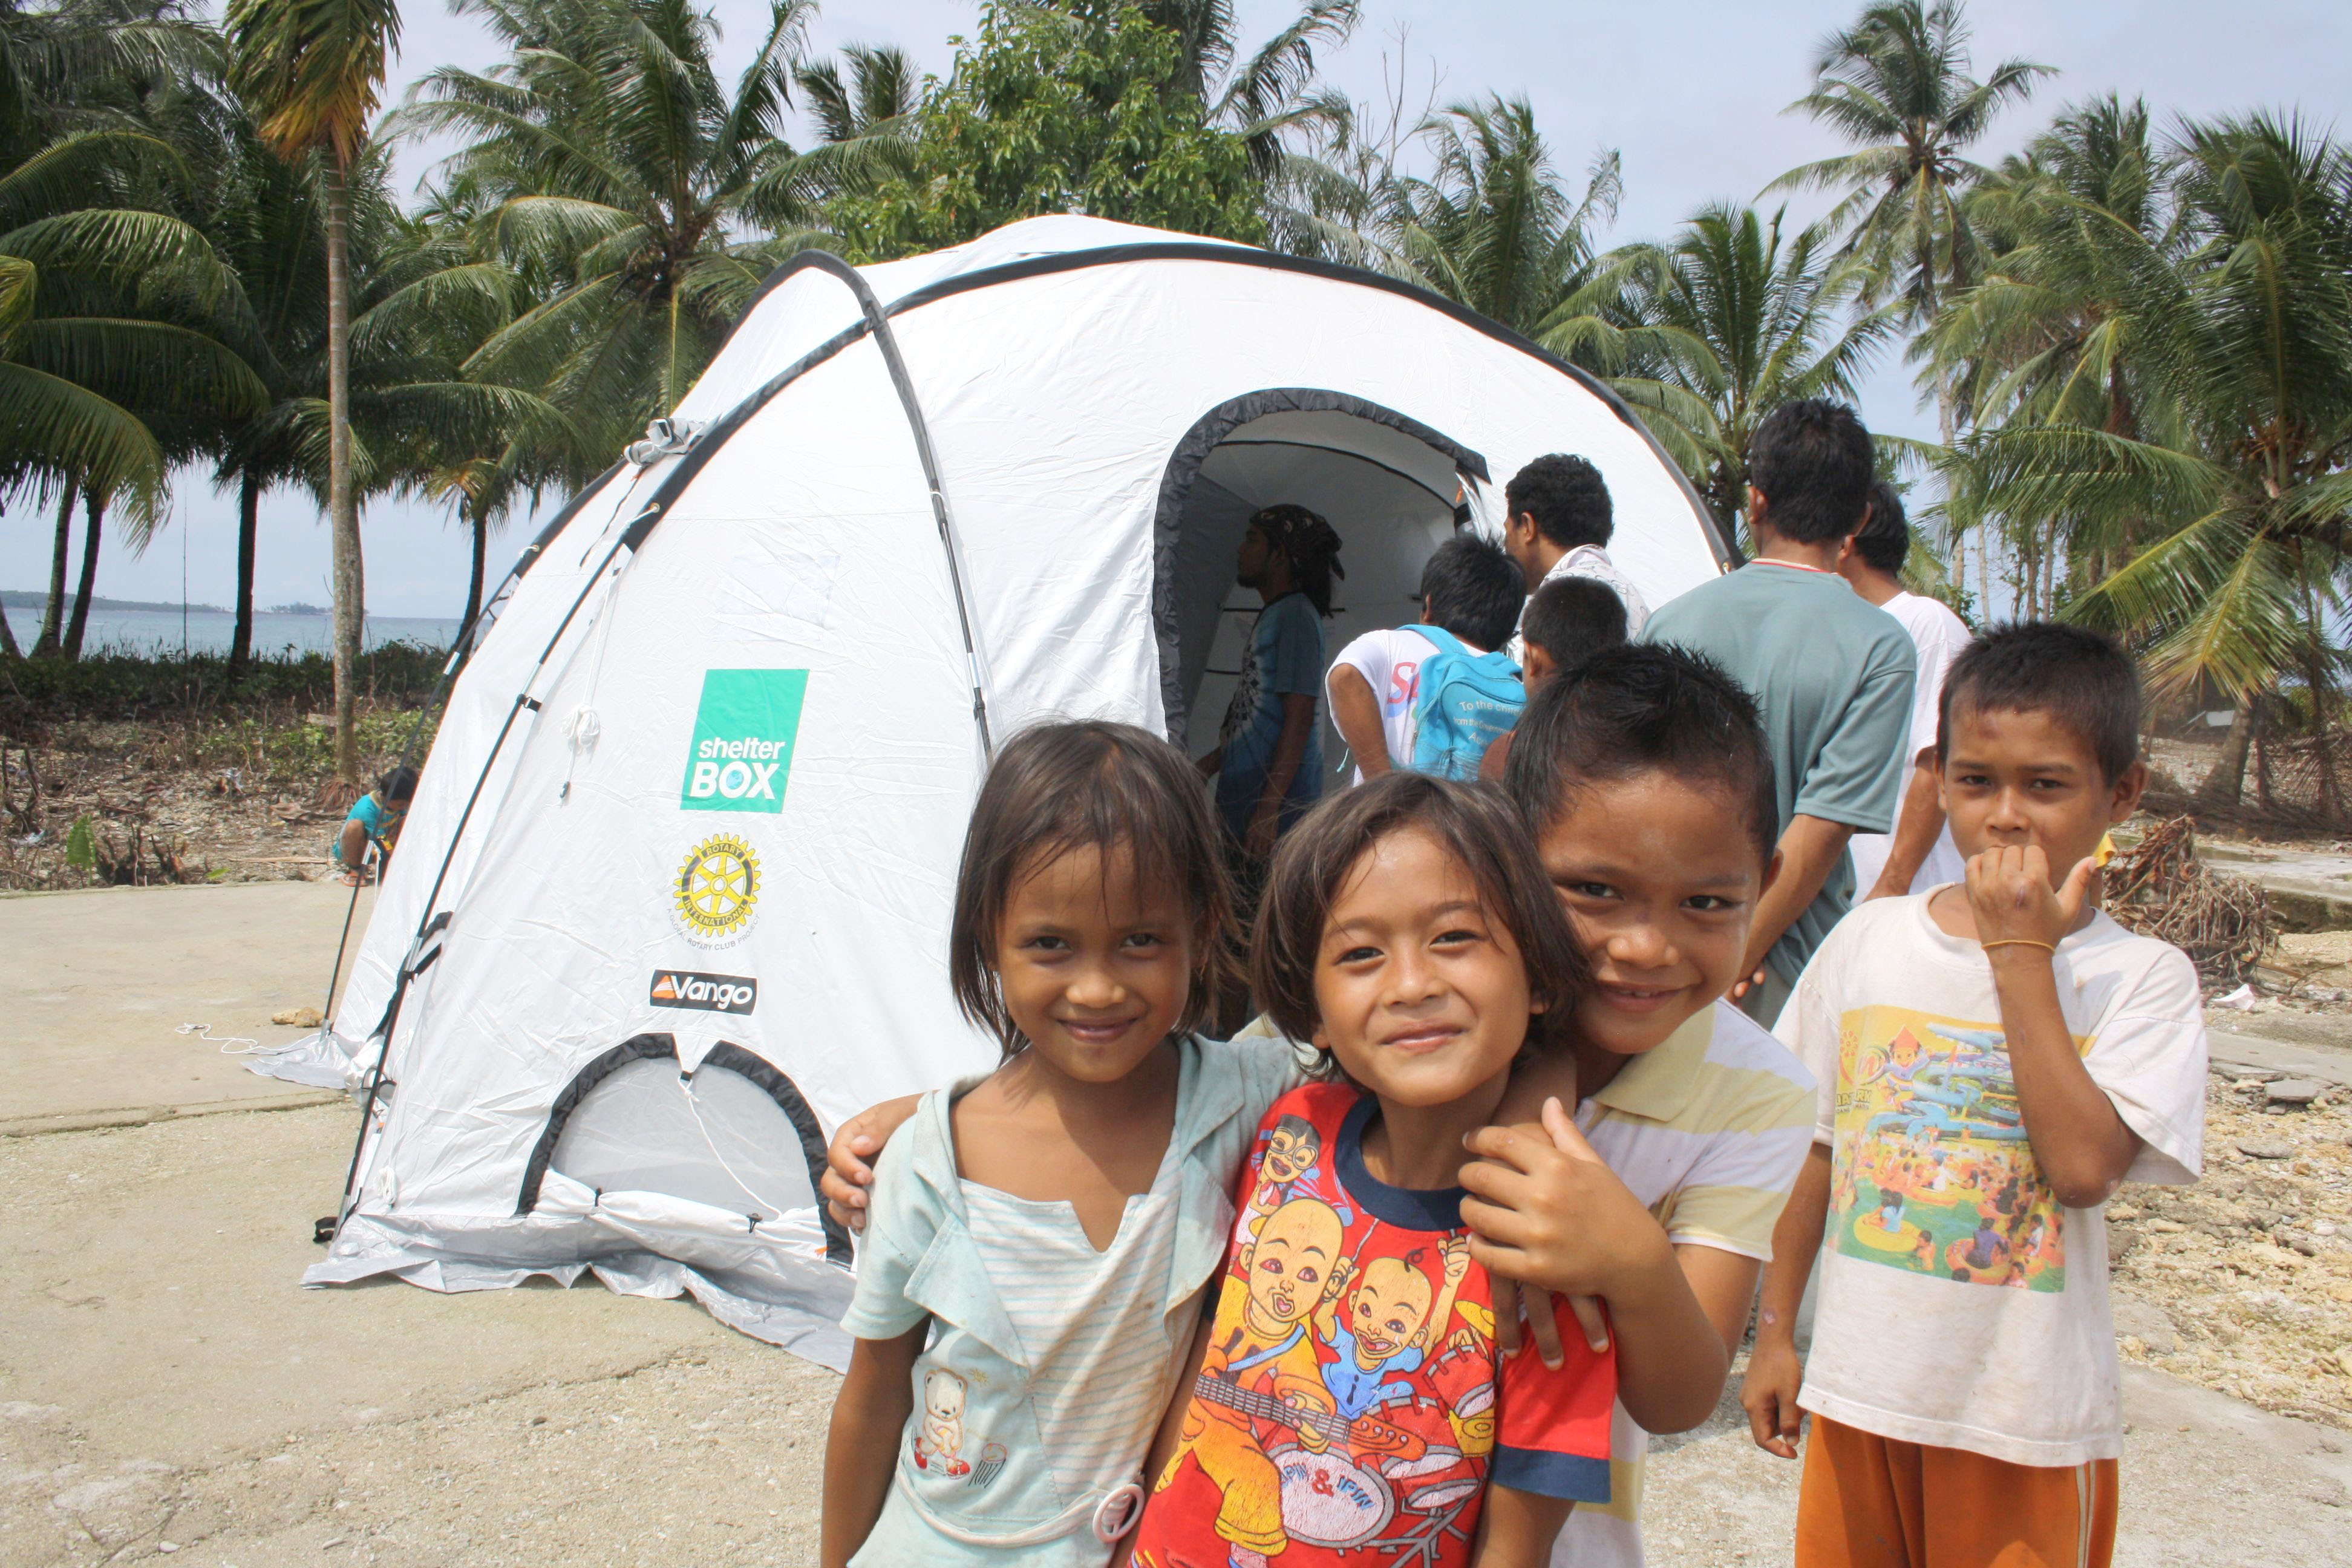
1215, 592, 1325, 840
332, 792, 405, 866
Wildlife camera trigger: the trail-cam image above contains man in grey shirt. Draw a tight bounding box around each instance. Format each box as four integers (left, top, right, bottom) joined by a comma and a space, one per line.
1643, 400, 1915, 1024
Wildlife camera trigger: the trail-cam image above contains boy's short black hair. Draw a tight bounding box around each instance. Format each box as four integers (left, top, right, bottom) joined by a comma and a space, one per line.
379, 765, 419, 801
1504, 454, 1613, 550
1252, 773, 1586, 1060
1518, 576, 1628, 670
1748, 400, 1874, 546
949, 720, 1234, 1057
1419, 534, 1526, 651
1502, 644, 1779, 862
1854, 480, 1909, 575
1937, 622, 2143, 784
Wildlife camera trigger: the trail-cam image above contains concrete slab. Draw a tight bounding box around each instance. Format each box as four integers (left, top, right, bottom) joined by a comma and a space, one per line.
2208, 1027, 2352, 1089
2198, 840, 2352, 932
0, 881, 376, 1123
0, 1103, 823, 1566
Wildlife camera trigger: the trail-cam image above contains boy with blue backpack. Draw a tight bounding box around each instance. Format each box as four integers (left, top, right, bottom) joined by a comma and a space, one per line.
1327, 533, 1527, 782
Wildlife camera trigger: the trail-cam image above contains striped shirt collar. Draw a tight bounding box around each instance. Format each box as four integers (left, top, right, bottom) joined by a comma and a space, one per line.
1587, 1006, 1717, 1123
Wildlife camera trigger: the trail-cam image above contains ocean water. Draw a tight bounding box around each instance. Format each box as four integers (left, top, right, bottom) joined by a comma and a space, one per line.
8, 606, 461, 658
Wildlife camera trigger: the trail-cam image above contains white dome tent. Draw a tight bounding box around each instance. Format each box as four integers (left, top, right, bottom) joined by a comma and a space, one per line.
283, 216, 1732, 1366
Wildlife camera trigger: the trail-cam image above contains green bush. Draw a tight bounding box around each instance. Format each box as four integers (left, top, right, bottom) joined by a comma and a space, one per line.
0, 641, 448, 725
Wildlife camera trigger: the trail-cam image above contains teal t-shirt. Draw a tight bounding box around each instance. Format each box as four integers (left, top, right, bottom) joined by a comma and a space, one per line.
332, 792, 405, 866
1644, 561, 1918, 985
1215, 591, 1325, 841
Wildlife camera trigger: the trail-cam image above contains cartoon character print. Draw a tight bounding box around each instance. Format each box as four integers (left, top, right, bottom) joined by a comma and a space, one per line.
1146, 1099, 1504, 1568
1832, 1005, 2076, 1292
913, 1367, 971, 1477
1318, 1240, 1470, 1420
1233, 1114, 1355, 1247
1155, 1194, 1352, 1565
909, 1368, 1007, 1490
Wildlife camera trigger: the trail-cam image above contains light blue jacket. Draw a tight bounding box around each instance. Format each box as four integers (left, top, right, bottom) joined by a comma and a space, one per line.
841, 1033, 1298, 1564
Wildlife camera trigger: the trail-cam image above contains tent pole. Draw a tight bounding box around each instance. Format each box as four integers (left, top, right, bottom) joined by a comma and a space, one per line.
321, 864, 362, 1024
324, 505, 645, 1239
786, 252, 995, 757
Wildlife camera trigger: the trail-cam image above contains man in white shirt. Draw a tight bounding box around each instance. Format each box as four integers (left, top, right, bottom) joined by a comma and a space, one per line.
1838, 480, 1975, 899
1326, 533, 1524, 782
1500, 453, 1650, 655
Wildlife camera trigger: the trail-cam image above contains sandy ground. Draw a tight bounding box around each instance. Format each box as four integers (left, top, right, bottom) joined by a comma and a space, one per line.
4, 883, 2351, 1567
0, 882, 375, 1127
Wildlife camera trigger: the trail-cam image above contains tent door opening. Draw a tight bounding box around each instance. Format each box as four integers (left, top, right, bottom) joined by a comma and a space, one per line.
1155, 391, 1490, 776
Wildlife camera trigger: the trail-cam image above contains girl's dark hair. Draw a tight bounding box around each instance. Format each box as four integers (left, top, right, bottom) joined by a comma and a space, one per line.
1251, 503, 1345, 617
949, 720, 1234, 1057
1250, 773, 1586, 1066
379, 765, 420, 801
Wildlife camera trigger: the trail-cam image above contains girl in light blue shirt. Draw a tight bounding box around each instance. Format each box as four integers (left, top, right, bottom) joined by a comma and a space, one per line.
820, 721, 1297, 1567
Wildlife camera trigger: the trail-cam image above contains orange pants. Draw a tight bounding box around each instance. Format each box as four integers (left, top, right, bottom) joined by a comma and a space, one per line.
1796, 1415, 2117, 1568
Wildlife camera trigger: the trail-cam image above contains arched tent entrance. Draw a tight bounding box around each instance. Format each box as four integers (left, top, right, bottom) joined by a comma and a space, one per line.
281, 217, 1730, 1366
1156, 390, 1488, 763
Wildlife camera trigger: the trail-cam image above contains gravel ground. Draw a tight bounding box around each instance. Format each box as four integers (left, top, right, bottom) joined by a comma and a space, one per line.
2109, 1074, 2352, 1429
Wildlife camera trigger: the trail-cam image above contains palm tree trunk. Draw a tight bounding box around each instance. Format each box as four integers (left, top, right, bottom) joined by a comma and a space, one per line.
0, 597, 19, 658
325, 154, 364, 787
61, 489, 103, 661
230, 469, 260, 675
33, 481, 74, 656
462, 500, 488, 633
2197, 707, 2253, 809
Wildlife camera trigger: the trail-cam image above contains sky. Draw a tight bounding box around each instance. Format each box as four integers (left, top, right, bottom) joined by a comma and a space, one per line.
7, 0, 2348, 620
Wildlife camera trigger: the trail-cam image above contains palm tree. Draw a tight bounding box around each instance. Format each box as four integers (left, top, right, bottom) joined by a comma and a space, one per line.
2, 0, 246, 659
204, 117, 326, 673
226, 0, 401, 786
1945, 114, 2352, 806
794, 42, 915, 144
353, 184, 576, 635
1774, 0, 2048, 603
1375, 94, 1621, 340
1552, 204, 1895, 536
2, 132, 267, 658
1926, 96, 2174, 615
391, 0, 826, 469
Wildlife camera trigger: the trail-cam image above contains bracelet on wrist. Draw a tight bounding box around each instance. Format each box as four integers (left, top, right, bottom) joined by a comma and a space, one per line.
1981, 938, 2057, 955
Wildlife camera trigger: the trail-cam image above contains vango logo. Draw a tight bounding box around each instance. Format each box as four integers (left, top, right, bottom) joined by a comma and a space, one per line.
680, 670, 807, 815
648, 970, 759, 1013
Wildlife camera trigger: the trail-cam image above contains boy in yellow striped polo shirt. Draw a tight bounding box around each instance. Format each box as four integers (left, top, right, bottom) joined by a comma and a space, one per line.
1463, 644, 1820, 1568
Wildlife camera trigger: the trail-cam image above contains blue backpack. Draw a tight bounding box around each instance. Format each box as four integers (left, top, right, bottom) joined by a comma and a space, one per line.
1405, 624, 1525, 780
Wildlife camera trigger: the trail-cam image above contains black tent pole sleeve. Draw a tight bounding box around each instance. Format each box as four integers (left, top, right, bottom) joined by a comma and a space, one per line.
783, 252, 994, 756
328, 523, 640, 1233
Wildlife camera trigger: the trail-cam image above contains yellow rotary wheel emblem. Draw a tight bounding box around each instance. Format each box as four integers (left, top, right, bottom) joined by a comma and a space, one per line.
672, 832, 760, 946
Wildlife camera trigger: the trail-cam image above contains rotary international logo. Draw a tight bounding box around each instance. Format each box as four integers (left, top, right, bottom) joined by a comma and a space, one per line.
671, 832, 760, 947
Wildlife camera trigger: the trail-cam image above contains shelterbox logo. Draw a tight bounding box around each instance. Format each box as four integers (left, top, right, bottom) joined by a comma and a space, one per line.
680, 669, 808, 814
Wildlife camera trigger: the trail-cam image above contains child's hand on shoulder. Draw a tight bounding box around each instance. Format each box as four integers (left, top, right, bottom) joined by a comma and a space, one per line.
1460, 1097, 1659, 1356
1964, 844, 2095, 953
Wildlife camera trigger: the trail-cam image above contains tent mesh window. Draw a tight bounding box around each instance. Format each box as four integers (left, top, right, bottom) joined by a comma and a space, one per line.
517, 1034, 850, 1263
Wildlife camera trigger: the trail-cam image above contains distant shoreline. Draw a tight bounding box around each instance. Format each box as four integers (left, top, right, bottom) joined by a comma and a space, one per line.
1, 591, 439, 618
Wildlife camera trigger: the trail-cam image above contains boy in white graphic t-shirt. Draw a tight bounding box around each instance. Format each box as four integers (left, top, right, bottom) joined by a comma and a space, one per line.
1742, 622, 2207, 1568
